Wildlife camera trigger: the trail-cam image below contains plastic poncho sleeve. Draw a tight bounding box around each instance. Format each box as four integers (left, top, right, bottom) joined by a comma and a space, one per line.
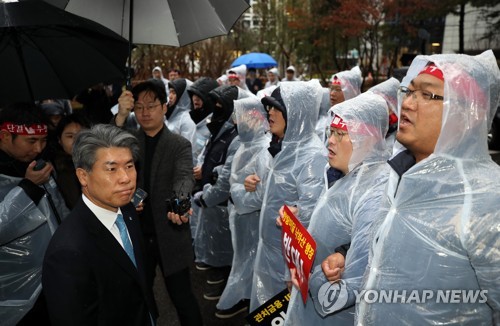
295, 152, 328, 228
230, 148, 271, 215
309, 179, 387, 316
202, 137, 241, 207
463, 194, 500, 311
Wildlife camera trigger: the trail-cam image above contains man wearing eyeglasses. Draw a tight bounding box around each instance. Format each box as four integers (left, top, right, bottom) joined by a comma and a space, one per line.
356, 51, 500, 324
115, 80, 203, 325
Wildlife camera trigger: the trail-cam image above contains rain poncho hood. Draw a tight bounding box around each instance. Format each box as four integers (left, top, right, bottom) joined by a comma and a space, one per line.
227, 64, 249, 91
152, 66, 168, 86
167, 78, 191, 120
250, 80, 328, 311
217, 97, 271, 310
285, 92, 391, 326
187, 77, 218, 124
366, 77, 400, 144
315, 87, 334, 142
357, 50, 500, 325
330, 66, 362, 100
164, 78, 196, 144
207, 85, 239, 139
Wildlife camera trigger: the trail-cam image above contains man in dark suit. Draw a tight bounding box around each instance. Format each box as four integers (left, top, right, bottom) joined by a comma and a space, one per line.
115, 80, 202, 325
42, 124, 157, 325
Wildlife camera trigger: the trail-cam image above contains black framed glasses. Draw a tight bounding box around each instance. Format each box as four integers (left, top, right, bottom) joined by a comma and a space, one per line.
399, 86, 444, 102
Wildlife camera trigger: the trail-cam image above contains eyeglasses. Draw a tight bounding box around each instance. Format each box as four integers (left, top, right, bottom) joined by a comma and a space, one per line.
328, 129, 348, 143
399, 86, 444, 103
133, 102, 162, 113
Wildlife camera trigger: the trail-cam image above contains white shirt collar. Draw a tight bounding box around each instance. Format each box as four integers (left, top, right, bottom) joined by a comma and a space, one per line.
82, 194, 123, 231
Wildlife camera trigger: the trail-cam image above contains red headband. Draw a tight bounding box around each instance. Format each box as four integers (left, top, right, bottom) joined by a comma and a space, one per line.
0, 122, 48, 136
418, 64, 444, 81
331, 76, 341, 86
330, 114, 348, 131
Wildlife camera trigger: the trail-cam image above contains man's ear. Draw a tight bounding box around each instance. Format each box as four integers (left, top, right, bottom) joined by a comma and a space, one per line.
161, 103, 167, 114
76, 168, 88, 187
0, 130, 11, 142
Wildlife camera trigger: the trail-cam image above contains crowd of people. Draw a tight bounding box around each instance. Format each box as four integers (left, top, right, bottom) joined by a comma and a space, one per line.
0, 50, 499, 326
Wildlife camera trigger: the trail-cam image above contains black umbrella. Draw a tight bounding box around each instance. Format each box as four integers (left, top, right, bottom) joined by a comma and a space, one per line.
0, 1, 129, 105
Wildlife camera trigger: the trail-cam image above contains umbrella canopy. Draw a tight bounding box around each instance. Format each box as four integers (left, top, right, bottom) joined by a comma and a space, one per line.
0, 1, 129, 105
231, 52, 277, 69
64, 0, 250, 47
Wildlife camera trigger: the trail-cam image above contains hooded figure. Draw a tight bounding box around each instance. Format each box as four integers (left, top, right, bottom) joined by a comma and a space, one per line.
265, 67, 280, 89
193, 85, 241, 268
284, 92, 391, 325
317, 67, 363, 143
330, 66, 363, 101
152, 66, 169, 86
250, 80, 328, 312
166, 78, 196, 145
216, 97, 272, 312
357, 50, 500, 325
227, 64, 250, 91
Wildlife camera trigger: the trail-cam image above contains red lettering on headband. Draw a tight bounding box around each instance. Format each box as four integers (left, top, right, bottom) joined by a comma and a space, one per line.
0, 122, 48, 136
331, 76, 342, 86
418, 64, 444, 81
330, 114, 348, 131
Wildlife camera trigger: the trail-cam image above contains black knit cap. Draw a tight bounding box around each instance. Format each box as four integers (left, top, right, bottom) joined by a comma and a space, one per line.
261, 87, 287, 121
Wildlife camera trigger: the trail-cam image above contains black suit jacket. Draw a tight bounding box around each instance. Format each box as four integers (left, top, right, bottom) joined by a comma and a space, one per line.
42, 199, 158, 326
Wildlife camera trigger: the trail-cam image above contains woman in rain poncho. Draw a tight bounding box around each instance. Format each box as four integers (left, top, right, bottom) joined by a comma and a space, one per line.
216, 97, 272, 316
284, 91, 391, 325
357, 50, 500, 325
249, 80, 327, 312
166, 78, 196, 145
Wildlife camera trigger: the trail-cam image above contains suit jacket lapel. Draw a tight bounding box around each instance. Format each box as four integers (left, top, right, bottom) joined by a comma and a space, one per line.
78, 201, 140, 280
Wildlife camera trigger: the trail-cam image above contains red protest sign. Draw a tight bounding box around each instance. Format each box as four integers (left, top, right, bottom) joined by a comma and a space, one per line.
281, 205, 316, 303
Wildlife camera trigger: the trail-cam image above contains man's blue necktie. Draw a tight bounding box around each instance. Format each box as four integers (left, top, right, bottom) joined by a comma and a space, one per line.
115, 214, 137, 267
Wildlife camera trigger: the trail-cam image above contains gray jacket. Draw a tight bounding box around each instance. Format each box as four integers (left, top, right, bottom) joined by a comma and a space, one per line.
136, 127, 195, 276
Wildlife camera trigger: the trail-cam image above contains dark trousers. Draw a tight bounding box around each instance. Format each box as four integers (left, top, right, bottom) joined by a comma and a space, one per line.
145, 236, 203, 326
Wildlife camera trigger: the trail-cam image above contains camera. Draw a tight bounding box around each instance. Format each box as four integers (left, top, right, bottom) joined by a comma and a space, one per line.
166, 192, 191, 216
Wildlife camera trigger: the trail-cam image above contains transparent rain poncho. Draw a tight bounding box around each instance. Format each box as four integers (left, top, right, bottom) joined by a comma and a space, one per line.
0, 176, 69, 325
318, 66, 364, 144
250, 80, 328, 312
284, 92, 391, 325
330, 66, 363, 100
166, 78, 196, 145
357, 50, 500, 325
315, 87, 332, 143
365, 77, 400, 148
193, 88, 251, 267
217, 97, 272, 310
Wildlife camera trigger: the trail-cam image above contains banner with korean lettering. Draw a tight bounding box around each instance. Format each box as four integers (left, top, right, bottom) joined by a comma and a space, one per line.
246, 289, 290, 326
281, 205, 316, 303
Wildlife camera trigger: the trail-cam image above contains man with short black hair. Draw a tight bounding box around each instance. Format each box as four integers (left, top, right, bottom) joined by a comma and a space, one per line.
115, 80, 202, 325
0, 103, 69, 325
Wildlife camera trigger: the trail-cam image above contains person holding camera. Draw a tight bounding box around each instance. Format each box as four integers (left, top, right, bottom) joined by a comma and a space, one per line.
115, 79, 202, 326
0, 103, 70, 325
